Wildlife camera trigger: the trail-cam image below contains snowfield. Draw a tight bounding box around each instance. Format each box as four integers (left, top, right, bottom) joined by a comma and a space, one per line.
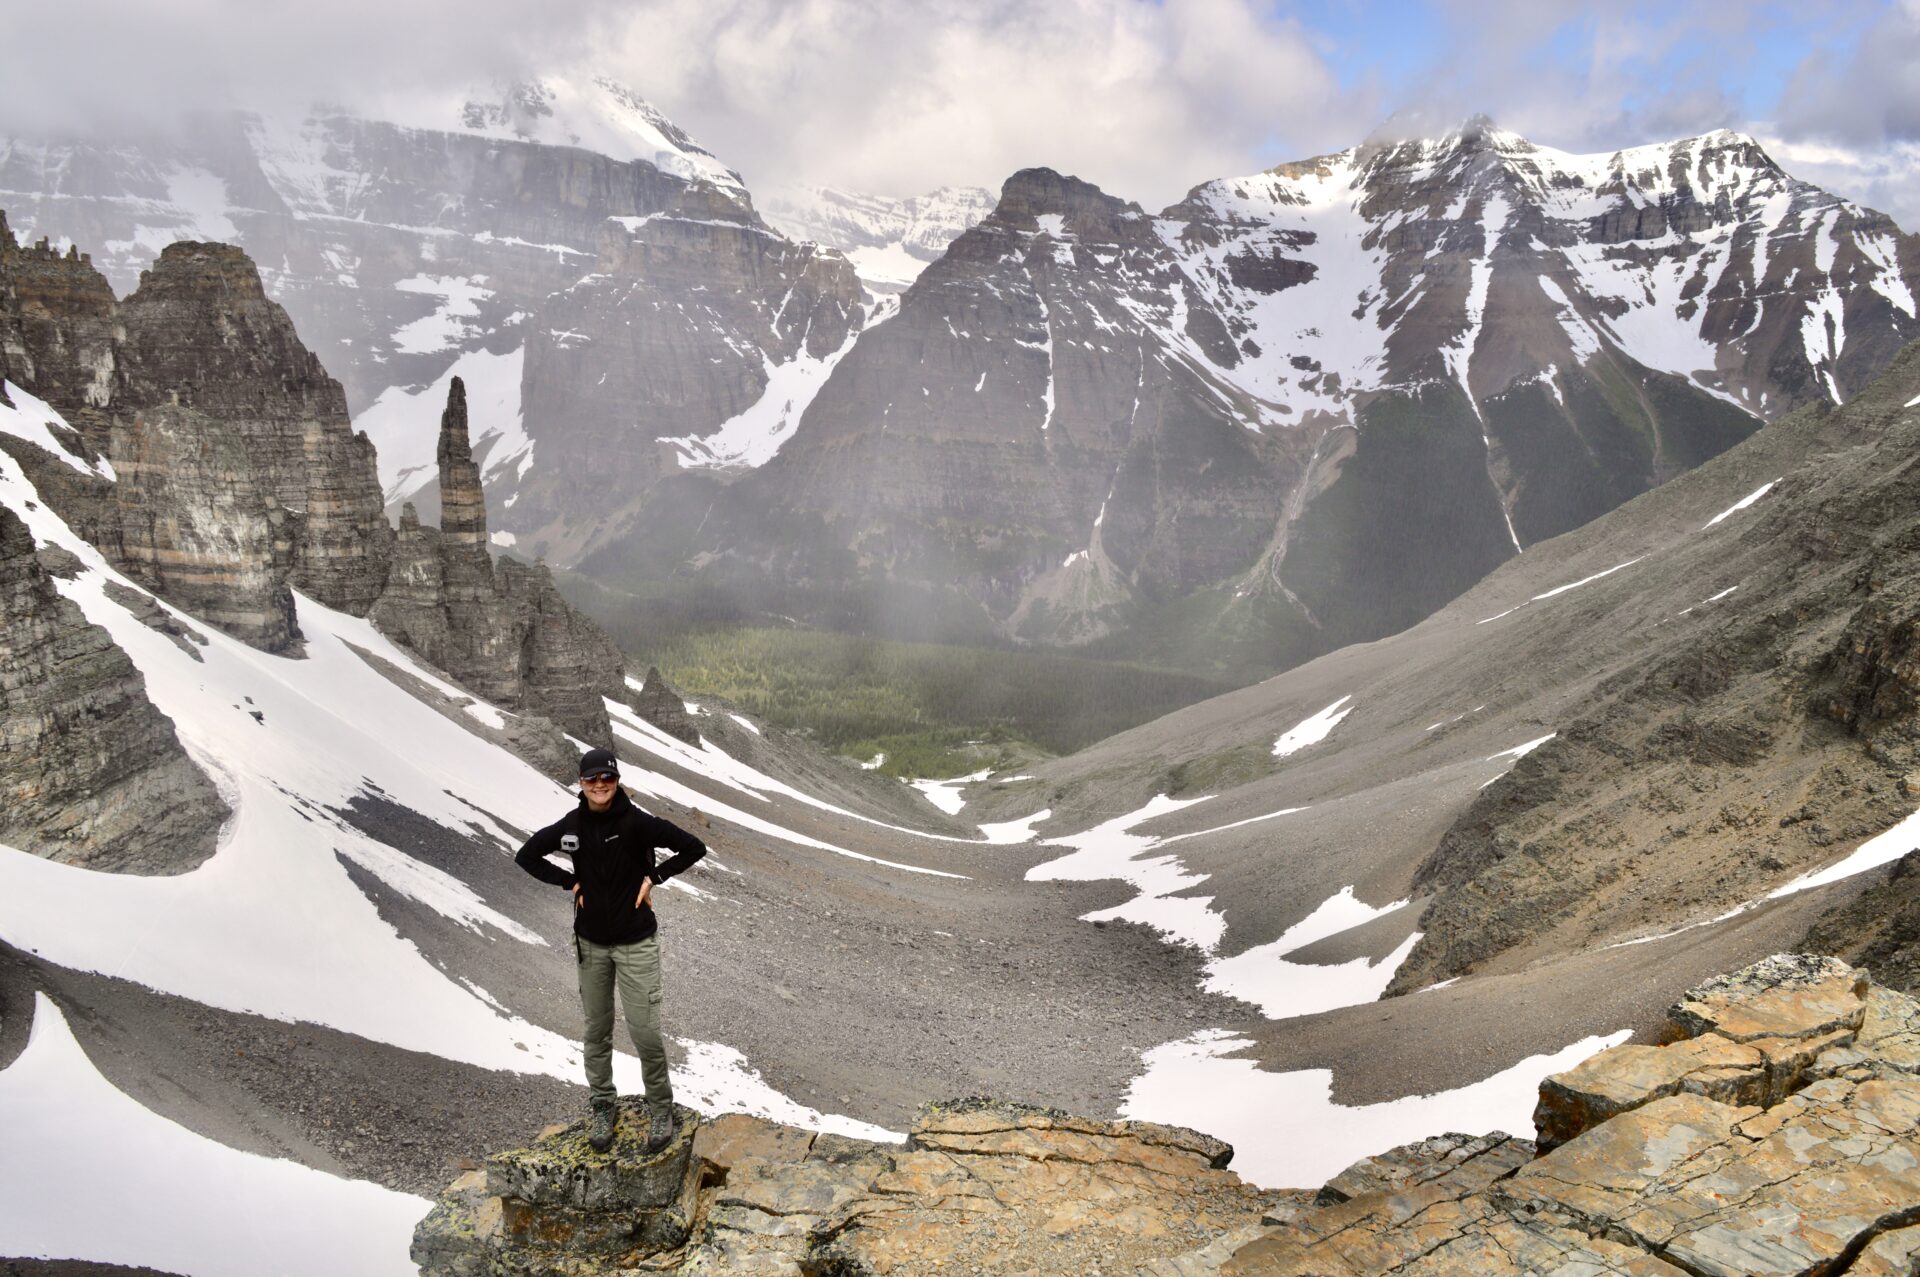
0, 995, 429, 1277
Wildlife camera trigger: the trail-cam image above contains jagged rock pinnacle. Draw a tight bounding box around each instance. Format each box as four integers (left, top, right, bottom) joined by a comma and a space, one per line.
435, 375, 492, 603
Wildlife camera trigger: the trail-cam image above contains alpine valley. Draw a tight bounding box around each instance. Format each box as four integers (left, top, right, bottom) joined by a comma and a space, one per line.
3, 76, 1920, 1277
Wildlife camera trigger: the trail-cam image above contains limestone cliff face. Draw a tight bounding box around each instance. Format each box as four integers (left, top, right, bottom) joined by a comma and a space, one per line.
116, 241, 392, 617
372, 377, 622, 745
0, 213, 119, 459
0, 224, 393, 649
0, 505, 227, 872
110, 399, 300, 650
5, 212, 630, 747
415, 955, 1920, 1277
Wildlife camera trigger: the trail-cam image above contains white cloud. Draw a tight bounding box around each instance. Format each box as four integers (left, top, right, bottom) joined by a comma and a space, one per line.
0, 0, 1913, 229
589, 0, 1373, 208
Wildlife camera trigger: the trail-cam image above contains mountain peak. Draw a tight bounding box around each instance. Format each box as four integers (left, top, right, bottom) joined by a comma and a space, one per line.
995, 168, 1143, 224
449, 74, 746, 195
1362, 109, 1524, 151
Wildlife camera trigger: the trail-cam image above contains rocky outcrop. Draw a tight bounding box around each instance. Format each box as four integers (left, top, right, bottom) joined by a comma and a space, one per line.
0, 223, 392, 650
115, 241, 392, 617
1803, 852, 1920, 998
418, 956, 1920, 1277
1224, 954, 1920, 1277
626, 665, 700, 745
109, 398, 300, 650
414, 1100, 1287, 1277
0, 505, 227, 872
371, 377, 623, 746
0, 213, 119, 460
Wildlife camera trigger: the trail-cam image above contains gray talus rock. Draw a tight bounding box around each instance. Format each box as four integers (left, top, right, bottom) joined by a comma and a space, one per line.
0, 504, 227, 872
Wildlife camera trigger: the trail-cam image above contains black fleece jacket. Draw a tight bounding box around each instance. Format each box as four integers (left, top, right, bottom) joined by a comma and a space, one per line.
514, 788, 707, 945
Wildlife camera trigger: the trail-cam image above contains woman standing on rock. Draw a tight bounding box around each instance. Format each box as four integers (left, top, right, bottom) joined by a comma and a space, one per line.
514, 747, 707, 1153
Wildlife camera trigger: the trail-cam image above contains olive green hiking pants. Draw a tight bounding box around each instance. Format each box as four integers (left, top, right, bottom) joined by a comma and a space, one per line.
577, 935, 673, 1113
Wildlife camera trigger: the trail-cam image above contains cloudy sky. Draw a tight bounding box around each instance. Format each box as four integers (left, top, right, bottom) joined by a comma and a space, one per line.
6, 0, 1918, 226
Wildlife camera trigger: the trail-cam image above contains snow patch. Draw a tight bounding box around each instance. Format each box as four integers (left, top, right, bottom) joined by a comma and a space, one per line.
605, 704, 971, 874
1273, 696, 1354, 758
672, 1036, 899, 1142
1477, 557, 1644, 624
910, 769, 993, 816
1704, 479, 1779, 528
1203, 888, 1418, 1020
390, 274, 492, 355
1487, 733, 1556, 762
355, 345, 526, 504
660, 317, 862, 471
0, 381, 113, 478
978, 809, 1052, 845
1768, 806, 1920, 901
1123, 1027, 1630, 1188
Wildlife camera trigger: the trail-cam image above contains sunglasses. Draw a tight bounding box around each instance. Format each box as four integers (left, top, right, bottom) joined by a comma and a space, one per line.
581, 773, 619, 784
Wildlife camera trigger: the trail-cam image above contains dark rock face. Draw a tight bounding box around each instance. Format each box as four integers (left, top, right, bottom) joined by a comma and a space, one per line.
599, 125, 1918, 679
511, 187, 867, 563
371, 377, 622, 746
626, 665, 699, 745
0, 505, 227, 872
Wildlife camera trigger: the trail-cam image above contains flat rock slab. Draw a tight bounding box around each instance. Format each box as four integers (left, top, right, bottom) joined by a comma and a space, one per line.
1667, 953, 1869, 1044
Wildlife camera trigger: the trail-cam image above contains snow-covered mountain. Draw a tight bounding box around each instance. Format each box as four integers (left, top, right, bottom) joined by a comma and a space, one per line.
0, 75, 866, 534
8, 102, 1916, 673
602, 118, 1919, 673
760, 183, 995, 290
9, 304, 1920, 1277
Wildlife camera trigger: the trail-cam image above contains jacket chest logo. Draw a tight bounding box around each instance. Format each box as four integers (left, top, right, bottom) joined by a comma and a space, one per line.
604, 833, 620, 841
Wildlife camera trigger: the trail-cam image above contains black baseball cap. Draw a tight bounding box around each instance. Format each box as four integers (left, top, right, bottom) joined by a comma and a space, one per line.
578, 748, 620, 781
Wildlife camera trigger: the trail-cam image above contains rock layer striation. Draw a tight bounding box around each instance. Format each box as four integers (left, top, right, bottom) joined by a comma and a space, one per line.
0, 505, 226, 872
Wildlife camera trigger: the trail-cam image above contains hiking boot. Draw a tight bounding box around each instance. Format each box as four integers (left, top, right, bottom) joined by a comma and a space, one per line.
645, 1105, 677, 1153
588, 1101, 617, 1153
